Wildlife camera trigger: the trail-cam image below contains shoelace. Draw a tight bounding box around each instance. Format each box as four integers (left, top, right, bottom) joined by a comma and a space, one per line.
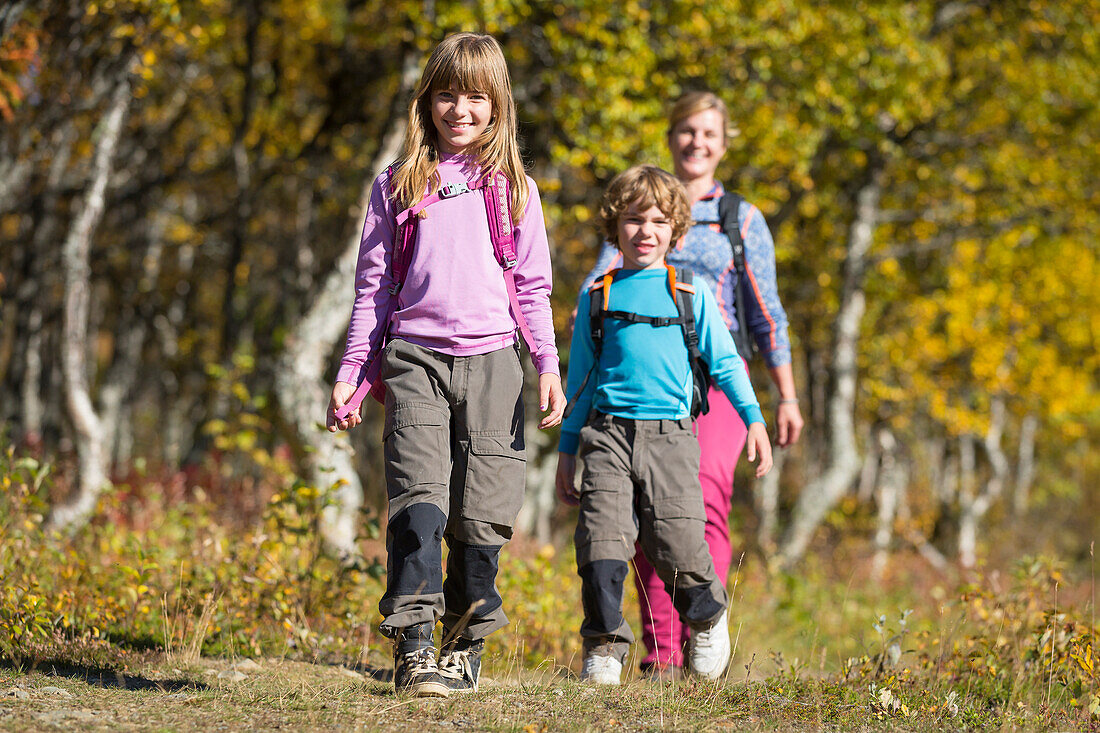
401, 648, 438, 677
438, 649, 471, 680
693, 624, 717, 644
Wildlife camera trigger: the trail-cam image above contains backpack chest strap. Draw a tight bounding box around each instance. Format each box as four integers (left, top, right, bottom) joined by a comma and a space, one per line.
601, 310, 688, 328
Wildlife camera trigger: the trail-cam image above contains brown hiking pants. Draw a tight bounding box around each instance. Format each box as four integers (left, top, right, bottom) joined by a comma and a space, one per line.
574, 412, 728, 655
377, 339, 526, 642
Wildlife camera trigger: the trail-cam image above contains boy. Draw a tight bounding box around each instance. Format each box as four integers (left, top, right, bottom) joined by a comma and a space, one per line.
555, 166, 772, 684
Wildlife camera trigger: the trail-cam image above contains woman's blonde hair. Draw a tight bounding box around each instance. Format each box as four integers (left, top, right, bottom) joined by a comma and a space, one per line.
390, 33, 529, 221
666, 90, 737, 142
598, 166, 693, 246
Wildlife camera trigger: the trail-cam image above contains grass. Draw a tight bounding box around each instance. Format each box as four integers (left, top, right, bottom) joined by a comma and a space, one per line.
1, 445, 1098, 730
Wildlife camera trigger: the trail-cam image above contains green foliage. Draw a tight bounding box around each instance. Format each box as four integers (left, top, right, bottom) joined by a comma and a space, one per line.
3, 440, 1100, 727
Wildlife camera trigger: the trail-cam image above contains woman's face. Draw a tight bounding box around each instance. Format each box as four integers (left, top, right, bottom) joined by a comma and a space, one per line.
667, 108, 727, 183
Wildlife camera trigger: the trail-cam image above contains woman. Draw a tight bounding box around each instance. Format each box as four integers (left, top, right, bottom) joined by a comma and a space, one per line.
578, 91, 803, 679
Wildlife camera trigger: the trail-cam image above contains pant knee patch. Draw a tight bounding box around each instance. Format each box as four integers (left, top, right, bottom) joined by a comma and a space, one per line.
387, 503, 447, 596
670, 582, 725, 627
444, 541, 503, 622
579, 559, 629, 636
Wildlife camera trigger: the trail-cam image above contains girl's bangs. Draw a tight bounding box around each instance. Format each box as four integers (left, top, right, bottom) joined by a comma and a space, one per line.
432, 47, 499, 95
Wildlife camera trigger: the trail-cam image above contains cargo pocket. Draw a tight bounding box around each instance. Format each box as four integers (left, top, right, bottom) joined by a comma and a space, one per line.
382, 404, 450, 498
646, 493, 707, 568
460, 433, 526, 526
650, 495, 706, 522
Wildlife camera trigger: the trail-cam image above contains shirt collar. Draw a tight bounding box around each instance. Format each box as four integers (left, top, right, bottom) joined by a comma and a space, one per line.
695, 180, 724, 204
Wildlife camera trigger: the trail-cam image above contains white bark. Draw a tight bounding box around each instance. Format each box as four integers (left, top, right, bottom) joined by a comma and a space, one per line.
872, 426, 906, 579
779, 174, 881, 564
856, 425, 879, 503
956, 433, 978, 568
101, 217, 164, 468
1013, 413, 1037, 515
754, 446, 787, 553
517, 395, 556, 544
20, 304, 44, 439
275, 55, 418, 559
100, 321, 145, 468
47, 74, 132, 532
957, 395, 1010, 568
17, 125, 76, 441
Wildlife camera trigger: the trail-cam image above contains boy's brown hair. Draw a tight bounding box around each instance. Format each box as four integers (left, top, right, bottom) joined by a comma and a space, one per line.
598, 165, 693, 247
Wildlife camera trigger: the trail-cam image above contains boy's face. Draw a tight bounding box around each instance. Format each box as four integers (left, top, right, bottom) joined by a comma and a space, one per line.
617, 201, 674, 271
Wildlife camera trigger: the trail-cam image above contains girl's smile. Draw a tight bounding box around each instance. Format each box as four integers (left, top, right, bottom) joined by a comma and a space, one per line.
431, 85, 492, 154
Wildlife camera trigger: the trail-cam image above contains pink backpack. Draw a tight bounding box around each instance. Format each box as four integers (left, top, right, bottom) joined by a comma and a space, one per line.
335, 169, 537, 420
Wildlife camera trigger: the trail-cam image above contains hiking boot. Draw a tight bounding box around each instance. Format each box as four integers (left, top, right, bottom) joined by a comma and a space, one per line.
640, 661, 682, 683
580, 642, 625, 685
393, 624, 449, 698
686, 610, 730, 680
439, 638, 484, 693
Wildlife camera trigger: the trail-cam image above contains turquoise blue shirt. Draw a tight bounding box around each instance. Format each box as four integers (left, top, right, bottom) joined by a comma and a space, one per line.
559, 268, 765, 455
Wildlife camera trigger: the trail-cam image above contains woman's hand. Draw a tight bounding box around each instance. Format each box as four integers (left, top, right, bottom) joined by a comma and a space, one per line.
539, 372, 567, 429
555, 452, 580, 506
327, 381, 361, 432
744, 423, 773, 477
775, 401, 804, 448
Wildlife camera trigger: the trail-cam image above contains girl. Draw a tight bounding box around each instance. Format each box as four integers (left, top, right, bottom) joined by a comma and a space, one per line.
327, 33, 565, 697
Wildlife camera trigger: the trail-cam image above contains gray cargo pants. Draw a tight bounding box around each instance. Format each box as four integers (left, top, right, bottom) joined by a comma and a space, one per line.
575, 412, 728, 657
377, 339, 526, 642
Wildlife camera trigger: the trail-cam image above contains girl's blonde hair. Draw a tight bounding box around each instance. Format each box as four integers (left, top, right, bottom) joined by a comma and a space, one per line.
390, 33, 529, 221
666, 90, 737, 142
598, 166, 693, 246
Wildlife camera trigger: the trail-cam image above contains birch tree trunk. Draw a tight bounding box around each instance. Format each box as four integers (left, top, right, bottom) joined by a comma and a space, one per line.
274, 54, 418, 559
100, 216, 165, 468
1013, 412, 1037, 515
754, 446, 787, 553
856, 424, 879, 503
16, 125, 76, 443
516, 392, 556, 544
957, 395, 1010, 568
778, 172, 882, 564
47, 72, 133, 532
871, 426, 906, 579
956, 433, 978, 568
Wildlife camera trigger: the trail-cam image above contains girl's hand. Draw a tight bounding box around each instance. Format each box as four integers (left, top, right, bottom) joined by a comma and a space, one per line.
538, 373, 566, 429
327, 381, 361, 432
555, 453, 580, 506
744, 423, 773, 478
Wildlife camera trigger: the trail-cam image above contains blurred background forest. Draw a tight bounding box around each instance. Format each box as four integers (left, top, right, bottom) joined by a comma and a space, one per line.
1, 0, 1098, 574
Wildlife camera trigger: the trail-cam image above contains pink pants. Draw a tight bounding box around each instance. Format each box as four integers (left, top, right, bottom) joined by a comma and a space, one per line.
632, 386, 748, 668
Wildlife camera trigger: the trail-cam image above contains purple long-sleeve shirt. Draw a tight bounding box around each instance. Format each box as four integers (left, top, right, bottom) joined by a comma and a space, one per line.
336, 153, 560, 386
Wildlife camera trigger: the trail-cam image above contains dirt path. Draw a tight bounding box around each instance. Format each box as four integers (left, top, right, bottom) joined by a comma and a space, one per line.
0, 655, 768, 732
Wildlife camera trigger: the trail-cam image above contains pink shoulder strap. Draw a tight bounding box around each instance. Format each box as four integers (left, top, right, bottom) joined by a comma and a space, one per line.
336, 170, 537, 420
483, 173, 537, 360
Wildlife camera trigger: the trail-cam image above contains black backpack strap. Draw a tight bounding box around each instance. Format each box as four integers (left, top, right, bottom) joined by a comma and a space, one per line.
717, 192, 755, 358
563, 276, 611, 420
673, 268, 712, 418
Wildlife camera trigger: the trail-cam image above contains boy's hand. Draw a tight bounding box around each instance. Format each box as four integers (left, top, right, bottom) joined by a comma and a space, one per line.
538, 373, 566, 429
745, 423, 773, 478
555, 453, 580, 506
327, 381, 361, 432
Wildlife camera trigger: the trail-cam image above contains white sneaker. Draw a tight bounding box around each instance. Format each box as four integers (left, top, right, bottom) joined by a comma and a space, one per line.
580, 652, 623, 685
687, 610, 730, 680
